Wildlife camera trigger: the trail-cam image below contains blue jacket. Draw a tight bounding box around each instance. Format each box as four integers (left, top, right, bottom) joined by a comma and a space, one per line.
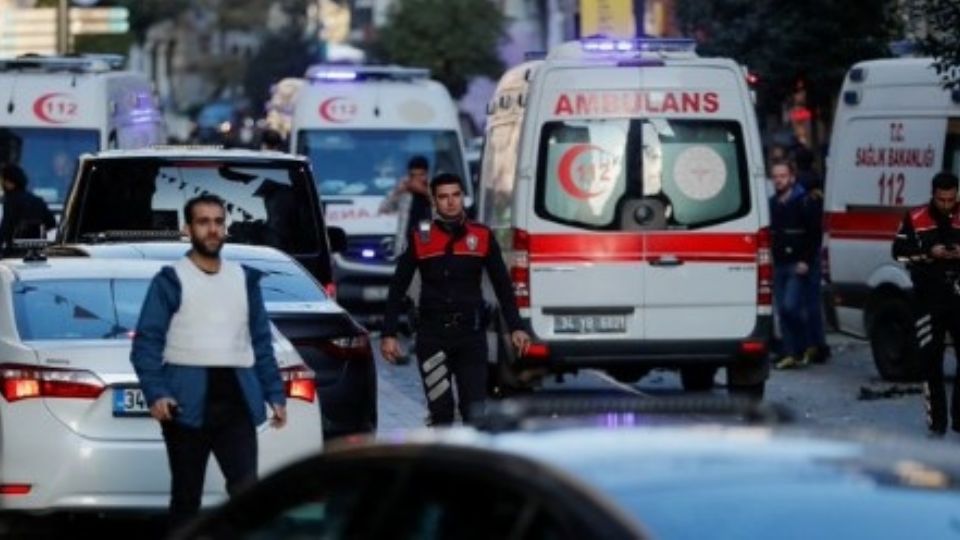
130, 262, 286, 428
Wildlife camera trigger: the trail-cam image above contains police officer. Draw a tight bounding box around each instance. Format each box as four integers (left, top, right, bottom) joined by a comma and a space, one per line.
892, 171, 960, 436
381, 173, 531, 425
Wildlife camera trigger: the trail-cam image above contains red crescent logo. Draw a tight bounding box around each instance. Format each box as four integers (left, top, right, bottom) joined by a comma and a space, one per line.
319, 97, 356, 123
33, 93, 78, 124
557, 144, 608, 200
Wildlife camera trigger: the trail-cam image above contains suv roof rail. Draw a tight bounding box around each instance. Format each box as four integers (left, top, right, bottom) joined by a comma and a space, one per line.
0, 54, 124, 73
10, 239, 54, 262
474, 395, 794, 433
81, 230, 184, 243
305, 64, 430, 83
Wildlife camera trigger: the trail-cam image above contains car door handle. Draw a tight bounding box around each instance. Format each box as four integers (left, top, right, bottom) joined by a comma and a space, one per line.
649, 255, 684, 267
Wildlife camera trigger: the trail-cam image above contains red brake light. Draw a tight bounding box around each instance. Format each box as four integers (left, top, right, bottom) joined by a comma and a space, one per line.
523, 343, 550, 360
1, 364, 105, 402
0, 484, 31, 495
511, 228, 530, 308
318, 333, 372, 361
739, 339, 767, 357
324, 282, 337, 299
280, 365, 316, 403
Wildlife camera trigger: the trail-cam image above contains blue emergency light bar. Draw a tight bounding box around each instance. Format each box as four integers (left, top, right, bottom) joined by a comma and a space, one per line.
580, 37, 697, 54
305, 65, 430, 83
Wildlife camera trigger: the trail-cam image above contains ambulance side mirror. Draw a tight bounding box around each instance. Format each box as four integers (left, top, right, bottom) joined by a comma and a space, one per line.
327, 226, 347, 253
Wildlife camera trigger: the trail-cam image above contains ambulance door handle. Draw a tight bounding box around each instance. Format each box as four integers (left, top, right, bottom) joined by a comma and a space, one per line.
649, 255, 683, 267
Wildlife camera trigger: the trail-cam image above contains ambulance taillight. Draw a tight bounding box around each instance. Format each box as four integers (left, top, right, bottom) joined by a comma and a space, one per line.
757, 228, 773, 315
511, 228, 530, 309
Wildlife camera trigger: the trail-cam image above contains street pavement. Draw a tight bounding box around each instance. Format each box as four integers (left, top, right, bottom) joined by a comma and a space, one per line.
376, 332, 943, 442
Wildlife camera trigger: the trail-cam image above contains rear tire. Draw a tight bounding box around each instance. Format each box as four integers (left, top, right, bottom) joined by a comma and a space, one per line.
680, 366, 717, 392
867, 295, 922, 382
728, 382, 765, 400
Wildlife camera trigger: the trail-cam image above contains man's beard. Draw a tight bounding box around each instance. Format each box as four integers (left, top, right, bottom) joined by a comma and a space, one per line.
191, 234, 223, 257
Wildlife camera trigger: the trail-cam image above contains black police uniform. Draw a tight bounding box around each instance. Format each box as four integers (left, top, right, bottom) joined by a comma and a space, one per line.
382, 217, 524, 425
892, 202, 960, 433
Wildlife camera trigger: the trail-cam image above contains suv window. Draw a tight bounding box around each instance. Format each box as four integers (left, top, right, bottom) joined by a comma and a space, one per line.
535, 119, 750, 230
62, 158, 324, 255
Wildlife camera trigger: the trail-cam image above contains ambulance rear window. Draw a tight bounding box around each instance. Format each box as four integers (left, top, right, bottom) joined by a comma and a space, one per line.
0, 127, 98, 207
535, 119, 750, 230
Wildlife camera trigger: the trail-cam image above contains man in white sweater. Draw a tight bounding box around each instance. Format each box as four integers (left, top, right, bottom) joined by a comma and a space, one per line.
131, 194, 286, 532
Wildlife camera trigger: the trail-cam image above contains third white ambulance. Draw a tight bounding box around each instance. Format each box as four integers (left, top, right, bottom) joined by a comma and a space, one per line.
479, 38, 772, 395
824, 57, 960, 381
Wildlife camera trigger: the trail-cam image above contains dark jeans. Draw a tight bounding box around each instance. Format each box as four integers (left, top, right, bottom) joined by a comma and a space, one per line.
161, 368, 257, 532
415, 331, 488, 425
915, 302, 960, 433
774, 263, 810, 357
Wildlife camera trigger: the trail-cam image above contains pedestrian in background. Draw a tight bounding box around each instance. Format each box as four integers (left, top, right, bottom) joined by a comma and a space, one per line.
769, 160, 822, 369
892, 172, 960, 436
131, 194, 287, 531
380, 173, 530, 425
380, 155, 433, 255
0, 162, 55, 253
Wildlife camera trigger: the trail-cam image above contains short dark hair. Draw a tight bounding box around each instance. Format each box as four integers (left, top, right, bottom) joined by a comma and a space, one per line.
768, 159, 794, 175
430, 172, 464, 195
407, 155, 429, 171
183, 194, 226, 224
0, 163, 28, 190
932, 171, 959, 193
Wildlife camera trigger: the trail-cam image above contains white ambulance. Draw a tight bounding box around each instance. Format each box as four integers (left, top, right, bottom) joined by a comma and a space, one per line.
289, 64, 472, 325
0, 55, 165, 213
479, 38, 772, 395
824, 57, 960, 381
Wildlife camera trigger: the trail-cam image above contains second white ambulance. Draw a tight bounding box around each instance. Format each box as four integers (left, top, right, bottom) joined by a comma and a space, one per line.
0, 55, 165, 213
824, 57, 960, 381
480, 38, 772, 395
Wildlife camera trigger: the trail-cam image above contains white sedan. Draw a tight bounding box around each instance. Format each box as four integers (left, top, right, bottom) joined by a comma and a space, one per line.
0, 257, 323, 512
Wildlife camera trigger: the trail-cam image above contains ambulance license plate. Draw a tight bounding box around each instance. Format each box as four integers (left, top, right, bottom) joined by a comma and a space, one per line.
554, 315, 626, 334
112, 387, 150, 417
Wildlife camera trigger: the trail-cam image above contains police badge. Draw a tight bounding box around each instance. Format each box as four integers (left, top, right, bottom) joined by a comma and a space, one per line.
466, 234, 478, 251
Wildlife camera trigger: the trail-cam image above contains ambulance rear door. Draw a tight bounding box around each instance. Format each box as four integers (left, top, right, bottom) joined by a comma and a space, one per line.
525, 61, 762, 343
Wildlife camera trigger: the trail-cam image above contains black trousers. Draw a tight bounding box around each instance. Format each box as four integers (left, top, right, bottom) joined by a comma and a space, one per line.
415, 331, 488, 425
161, 368, 257, 532
915, 302, 960, 433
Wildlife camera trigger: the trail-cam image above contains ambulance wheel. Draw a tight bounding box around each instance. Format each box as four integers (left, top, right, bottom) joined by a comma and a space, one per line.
680, 366, 717, 392
868, 295, 922, 382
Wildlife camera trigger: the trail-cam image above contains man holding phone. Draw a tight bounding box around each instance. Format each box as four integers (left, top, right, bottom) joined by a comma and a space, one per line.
131, 194, 287, 532
381, 173, 531, 426
893, 172, 960, 436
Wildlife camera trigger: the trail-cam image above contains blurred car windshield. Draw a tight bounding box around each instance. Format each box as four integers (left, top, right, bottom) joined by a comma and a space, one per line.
69, 158, 322, 254
0, 127, 98, 207
13, 278, 148, 341
297, 129, 464, 196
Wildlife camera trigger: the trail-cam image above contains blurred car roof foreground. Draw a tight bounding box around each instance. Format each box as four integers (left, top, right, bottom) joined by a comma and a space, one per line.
175, 396, 960, 540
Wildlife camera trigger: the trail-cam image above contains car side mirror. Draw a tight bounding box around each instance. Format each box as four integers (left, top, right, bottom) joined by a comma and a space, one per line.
327, 226, 347, 253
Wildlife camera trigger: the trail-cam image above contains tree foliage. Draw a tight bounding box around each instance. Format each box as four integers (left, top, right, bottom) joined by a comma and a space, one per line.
676, 0, 900, 115
908, 0, 960, 88
376, 0, 507, 99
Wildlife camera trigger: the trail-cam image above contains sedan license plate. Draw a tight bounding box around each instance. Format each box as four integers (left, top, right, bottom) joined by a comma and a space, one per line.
362, 286, 389, 302
554, 314, 627, 334
112, 387, 149, 417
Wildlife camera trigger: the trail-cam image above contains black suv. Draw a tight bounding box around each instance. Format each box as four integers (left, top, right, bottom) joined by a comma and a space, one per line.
57, 148, 344, 287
